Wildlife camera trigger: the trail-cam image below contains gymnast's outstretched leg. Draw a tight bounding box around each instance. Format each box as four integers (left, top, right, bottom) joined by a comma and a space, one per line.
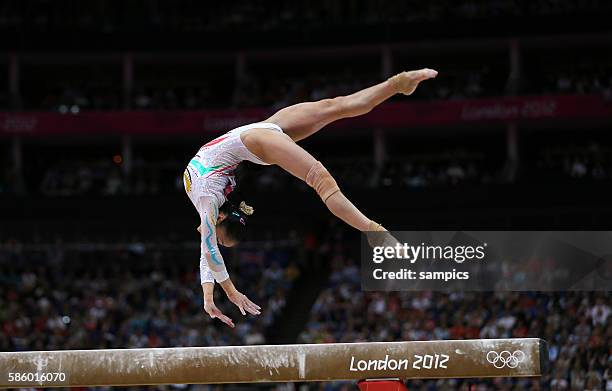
255, 68, 437, 241
265, 68, 438, 142
242, 129, 372, 231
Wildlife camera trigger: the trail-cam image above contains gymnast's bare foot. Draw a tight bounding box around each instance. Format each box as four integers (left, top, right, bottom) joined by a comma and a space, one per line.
388, 68, 438, 96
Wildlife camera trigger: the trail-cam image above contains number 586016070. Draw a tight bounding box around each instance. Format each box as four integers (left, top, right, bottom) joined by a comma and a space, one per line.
7, 372, 66, 382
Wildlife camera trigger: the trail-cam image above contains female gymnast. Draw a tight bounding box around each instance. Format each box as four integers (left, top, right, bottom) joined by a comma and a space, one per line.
183, 68, 438, 327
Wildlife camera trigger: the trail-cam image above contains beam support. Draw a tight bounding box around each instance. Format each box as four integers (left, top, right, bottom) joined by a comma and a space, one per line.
358, 379, 408, 391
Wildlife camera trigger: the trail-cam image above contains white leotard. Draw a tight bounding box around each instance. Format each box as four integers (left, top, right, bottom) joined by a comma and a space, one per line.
183, 122, 283, 284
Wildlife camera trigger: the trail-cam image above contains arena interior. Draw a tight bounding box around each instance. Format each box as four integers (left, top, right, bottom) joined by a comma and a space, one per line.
0, 1, 611, 390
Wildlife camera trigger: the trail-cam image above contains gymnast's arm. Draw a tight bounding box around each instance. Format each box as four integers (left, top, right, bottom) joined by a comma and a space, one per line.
198, 197, 261, 317
198, 197, 231, 283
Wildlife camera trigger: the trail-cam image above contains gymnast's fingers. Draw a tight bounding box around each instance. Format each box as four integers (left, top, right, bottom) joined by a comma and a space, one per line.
244, 301, 260, 316
236, 302, 247, 316
214, 310, 235, 328
244, 298, 261, 315
245, 297, 261, 310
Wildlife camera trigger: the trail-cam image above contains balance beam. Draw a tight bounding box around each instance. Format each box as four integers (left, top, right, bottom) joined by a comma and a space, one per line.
0, 338, 547, 388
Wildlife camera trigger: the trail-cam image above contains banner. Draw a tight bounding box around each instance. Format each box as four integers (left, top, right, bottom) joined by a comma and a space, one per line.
1, 94, 611, 136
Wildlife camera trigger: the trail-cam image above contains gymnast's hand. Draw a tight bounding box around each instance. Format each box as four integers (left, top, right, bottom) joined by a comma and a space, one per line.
227, 289, 261, 316
202, 282, 235, 328
219, 279, 261, 316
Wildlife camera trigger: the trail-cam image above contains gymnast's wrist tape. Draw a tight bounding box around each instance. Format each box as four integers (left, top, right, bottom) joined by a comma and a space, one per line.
305, 161, 340, 202
200, 272, 215, 284
199, 259, 216, 284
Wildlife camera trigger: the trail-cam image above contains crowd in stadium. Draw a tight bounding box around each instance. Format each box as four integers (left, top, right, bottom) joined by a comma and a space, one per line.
2, 0, 611, 33
1, 139, 611, 197
1, 225, 610, 390
4, 58, 609, 113
21, 152, 492, 197
0, 239, 301, 351
1, 0, 611, 112
536, 142, 612, 181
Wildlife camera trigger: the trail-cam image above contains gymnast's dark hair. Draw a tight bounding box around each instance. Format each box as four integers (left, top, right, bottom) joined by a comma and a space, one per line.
218, 162, 257, 243
218, 200, 253, 243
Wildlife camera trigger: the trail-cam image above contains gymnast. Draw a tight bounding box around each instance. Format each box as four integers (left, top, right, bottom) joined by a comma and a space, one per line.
183, 69, 438, 327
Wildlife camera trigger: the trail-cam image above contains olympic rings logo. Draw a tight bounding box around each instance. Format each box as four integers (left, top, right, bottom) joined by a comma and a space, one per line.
486, 350, 525, 369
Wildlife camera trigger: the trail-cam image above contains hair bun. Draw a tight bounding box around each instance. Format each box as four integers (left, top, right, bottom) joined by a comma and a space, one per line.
239, 201, 254, 216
